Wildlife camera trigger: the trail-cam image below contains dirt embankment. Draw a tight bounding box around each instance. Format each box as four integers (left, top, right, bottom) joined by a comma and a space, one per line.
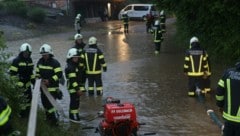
0, 15, 74, 41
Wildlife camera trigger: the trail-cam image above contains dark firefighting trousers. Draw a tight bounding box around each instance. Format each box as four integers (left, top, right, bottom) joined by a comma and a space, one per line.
124, 24, 129, 33
69, 92, 80, 120
202, 76, 211, 93
188, 76, 204, 96
223, 121, 240, 136
155, 42, 161, 52
80, 71, 87, 92
19, 85, 32, 118
87, 74, 103, 95
40, 89, 59, 123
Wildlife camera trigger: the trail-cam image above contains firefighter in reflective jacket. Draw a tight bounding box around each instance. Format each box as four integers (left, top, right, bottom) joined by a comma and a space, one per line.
150, 20, 163, 54
121, 12, 129, 33
65, 48, 83, 122
184, 37, 208, 96
0, 96, 12, 135
36, 44, 63, 125
216, 61, 240, 136
160, 10, 166, 33
73, 33, 87, 92
9, 43, 35, 118
81, 36, 107, 96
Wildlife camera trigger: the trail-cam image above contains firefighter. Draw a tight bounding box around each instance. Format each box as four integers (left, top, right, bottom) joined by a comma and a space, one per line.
36, 44, 63, 125
145, 13, 154, 33
216, 61, 240, 136
74, 13, 81, 34
121, 12, 129, 34
9, 43, 35, 118
160, 10, 166, 33
65, 48, 83, 122
0, 96, 12, 135
184, 37, 208, 97
73, 33, 87, 92
81, 36, 107, 96
150, 20, 163, 54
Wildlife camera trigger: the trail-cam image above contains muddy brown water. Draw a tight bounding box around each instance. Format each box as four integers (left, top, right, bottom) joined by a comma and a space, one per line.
6, 19, 224, 136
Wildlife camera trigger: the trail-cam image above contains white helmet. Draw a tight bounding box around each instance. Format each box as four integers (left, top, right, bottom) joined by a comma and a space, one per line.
154, 20, 160, 26
160, 10, 164, 15
20, 43, 32, 52
67, 48, 79, 59
76, 14, 81, 19
88, 36, 97, 45
39, 44, 53, 55
74, 33, 83, 40
190, 36, 199, 45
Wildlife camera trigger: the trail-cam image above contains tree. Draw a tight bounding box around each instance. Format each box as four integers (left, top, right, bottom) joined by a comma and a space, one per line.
154, 0, 240, 63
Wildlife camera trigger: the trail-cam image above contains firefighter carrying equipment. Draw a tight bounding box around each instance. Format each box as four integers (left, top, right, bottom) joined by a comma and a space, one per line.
39, 44, 53, 55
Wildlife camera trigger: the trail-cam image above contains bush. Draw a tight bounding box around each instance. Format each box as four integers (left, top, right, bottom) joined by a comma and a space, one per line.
27, 7, 46, 23
3, 0, 27, 17
0, 33, 22, 116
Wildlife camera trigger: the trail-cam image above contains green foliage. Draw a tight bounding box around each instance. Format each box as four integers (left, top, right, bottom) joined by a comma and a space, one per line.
154, 0, 240, 64
27, 7, 46, 23
0, 33, 22, 116
3, 0, 28, 17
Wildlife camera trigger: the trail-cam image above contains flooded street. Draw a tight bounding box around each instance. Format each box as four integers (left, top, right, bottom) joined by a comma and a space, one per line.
6, 18, 223, 136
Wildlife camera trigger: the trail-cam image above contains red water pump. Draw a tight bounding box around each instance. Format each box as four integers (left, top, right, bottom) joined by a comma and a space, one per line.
98, 97, 139, 136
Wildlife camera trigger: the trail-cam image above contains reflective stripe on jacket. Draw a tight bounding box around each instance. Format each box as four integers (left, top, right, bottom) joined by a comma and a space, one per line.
216, 68, 240, 123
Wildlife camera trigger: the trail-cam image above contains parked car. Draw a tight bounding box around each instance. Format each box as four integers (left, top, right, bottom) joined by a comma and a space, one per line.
118, 4, 159, 20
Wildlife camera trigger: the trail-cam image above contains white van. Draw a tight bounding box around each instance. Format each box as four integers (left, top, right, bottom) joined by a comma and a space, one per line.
118, 4, 159, 20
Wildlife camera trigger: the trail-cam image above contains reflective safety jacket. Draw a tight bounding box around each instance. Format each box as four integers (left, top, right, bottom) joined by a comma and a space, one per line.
36, 57, 63, 92
160, 14, 166, 26
184, 46, 208, 76
216, 68, 240, 123
65, 61, 82, 93
122, 15, 129, 25
150, 26, 163, 43
205, 53, 211, 76
9, 53, 35, 88
0, 96, 11, 127
81, 45, 107, 75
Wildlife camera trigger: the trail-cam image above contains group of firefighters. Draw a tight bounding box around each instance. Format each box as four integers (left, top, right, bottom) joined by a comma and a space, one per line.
0, 16, 107, 134
1, 10, 240, 136
184, 36, 240, 135
121, 10, 166, 54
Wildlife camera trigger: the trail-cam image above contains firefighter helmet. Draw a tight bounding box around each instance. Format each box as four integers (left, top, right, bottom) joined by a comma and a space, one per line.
160, 10, 164, 15
39, 44, 53, 55
154, 20, 160, 26
88, 36, 97, 45
20, 43, 32, 52
190, 37, 199, 45
76, 14, 81, 19
74, 33, 83, 40
67, 48, 80, 59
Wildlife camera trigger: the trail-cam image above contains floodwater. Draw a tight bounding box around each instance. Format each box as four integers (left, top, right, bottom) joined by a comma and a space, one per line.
6, 18, 224, 136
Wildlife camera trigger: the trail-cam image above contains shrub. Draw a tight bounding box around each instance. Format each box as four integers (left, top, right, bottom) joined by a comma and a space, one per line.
3, 0, 27, 17
27, 7, 46, 23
